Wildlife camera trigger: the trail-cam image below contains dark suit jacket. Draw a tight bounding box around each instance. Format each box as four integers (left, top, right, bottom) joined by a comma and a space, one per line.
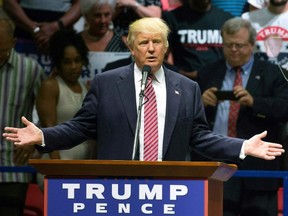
40, 63, 244, 162
197, 58, 288, 190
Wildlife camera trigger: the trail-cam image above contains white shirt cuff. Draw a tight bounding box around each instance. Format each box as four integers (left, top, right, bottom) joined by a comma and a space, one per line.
38, 130, 45, 147
239, 140, 247, 160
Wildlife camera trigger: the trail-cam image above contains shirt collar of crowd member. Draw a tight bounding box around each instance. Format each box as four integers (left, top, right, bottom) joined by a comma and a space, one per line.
0, 48, 15, 71
225, 54, 254, 76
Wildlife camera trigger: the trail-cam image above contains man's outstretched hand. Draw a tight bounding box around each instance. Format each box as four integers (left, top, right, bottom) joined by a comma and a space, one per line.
3, 116, 43, 146
2, 118, 285, 161
245, 131, 285, 160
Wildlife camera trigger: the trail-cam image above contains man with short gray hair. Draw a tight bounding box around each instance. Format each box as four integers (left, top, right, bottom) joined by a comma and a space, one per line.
197, 17, 288, 216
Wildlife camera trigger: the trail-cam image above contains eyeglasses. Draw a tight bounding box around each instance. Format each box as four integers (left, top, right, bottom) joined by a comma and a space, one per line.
223, 42, 249, 49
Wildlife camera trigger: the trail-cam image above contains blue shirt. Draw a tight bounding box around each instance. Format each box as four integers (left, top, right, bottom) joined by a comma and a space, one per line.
213, 55, 254, 135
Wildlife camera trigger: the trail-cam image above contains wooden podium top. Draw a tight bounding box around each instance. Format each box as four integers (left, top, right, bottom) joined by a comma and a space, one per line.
29, 159, 237, 181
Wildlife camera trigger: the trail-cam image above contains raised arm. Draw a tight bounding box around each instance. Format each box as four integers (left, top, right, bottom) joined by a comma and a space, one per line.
34, 0, 82, 51
114, 0, 162, 20
57, 0, 82, 27
3, 0, 38, 34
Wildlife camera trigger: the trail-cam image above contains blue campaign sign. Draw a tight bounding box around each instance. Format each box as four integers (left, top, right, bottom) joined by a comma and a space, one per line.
46, 178, 206, 216
15, 39, 52, 76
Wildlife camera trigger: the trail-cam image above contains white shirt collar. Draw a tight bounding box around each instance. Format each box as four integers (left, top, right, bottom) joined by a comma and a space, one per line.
134, 63, 165, 84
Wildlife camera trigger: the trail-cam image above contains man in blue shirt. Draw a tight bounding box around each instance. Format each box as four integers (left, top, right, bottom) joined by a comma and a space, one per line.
197, 17, 288, 216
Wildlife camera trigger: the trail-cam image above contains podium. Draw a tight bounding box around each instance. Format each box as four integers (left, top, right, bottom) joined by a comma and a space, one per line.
29, 159, 237, 216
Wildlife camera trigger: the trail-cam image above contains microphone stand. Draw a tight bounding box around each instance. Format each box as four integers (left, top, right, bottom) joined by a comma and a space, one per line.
132, 66, 151, 160
132, 90, 145, 160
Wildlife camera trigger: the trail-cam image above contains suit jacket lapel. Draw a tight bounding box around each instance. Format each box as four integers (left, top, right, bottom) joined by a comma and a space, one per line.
117, 66, 183, 157
215, 62, 227, 89
246, 60, 263, 95
163, 69, 181, 156
117, 64, 137, 133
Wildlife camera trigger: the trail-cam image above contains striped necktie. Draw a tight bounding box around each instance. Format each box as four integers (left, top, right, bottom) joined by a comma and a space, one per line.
143, 75, 158, 161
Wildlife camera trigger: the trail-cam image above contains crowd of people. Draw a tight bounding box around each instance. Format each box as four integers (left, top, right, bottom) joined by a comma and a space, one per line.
1, 0, 288, 216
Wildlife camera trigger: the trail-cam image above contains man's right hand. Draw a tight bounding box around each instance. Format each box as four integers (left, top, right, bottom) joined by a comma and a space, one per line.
3, 116, 43, 146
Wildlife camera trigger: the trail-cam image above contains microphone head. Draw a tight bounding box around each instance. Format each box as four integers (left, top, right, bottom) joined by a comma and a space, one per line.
142, 65, 151, 73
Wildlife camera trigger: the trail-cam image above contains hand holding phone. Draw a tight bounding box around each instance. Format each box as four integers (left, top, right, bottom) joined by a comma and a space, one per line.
214, 90, 237, 101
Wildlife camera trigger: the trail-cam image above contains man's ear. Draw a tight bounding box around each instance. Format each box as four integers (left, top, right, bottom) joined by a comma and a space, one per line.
130, 49, 135, 56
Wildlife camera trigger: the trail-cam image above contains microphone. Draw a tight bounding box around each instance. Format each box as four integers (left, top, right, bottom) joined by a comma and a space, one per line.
140, 65, 151, 92
132, 65, 151, 160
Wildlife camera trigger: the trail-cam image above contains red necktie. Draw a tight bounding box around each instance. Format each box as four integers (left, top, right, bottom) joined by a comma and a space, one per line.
227, 67, 242, 137
144, 75, 158, 161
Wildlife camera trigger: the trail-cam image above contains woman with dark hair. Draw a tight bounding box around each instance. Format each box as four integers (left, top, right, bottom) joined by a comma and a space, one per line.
49, 29, 89, 70
35, 29, 96, 190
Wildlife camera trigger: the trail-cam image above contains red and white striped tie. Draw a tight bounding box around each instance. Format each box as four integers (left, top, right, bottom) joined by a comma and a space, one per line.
144, 75, 158, 161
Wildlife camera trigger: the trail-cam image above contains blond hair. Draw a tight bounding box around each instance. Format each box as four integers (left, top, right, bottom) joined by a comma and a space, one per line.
126, 17, 170, 49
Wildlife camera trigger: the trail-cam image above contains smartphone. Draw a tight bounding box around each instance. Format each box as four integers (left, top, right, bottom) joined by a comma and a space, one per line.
214, 90, 237, 101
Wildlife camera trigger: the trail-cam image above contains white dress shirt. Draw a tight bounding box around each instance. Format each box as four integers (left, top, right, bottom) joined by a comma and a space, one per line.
134, 64, 166, 161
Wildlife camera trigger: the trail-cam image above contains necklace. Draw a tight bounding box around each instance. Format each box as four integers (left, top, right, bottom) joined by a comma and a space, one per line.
86, 30, 110, 41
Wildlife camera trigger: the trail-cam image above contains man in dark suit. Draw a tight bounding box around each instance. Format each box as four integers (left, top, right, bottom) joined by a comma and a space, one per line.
196, 17, 288, 216
3, 18, 284, 164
